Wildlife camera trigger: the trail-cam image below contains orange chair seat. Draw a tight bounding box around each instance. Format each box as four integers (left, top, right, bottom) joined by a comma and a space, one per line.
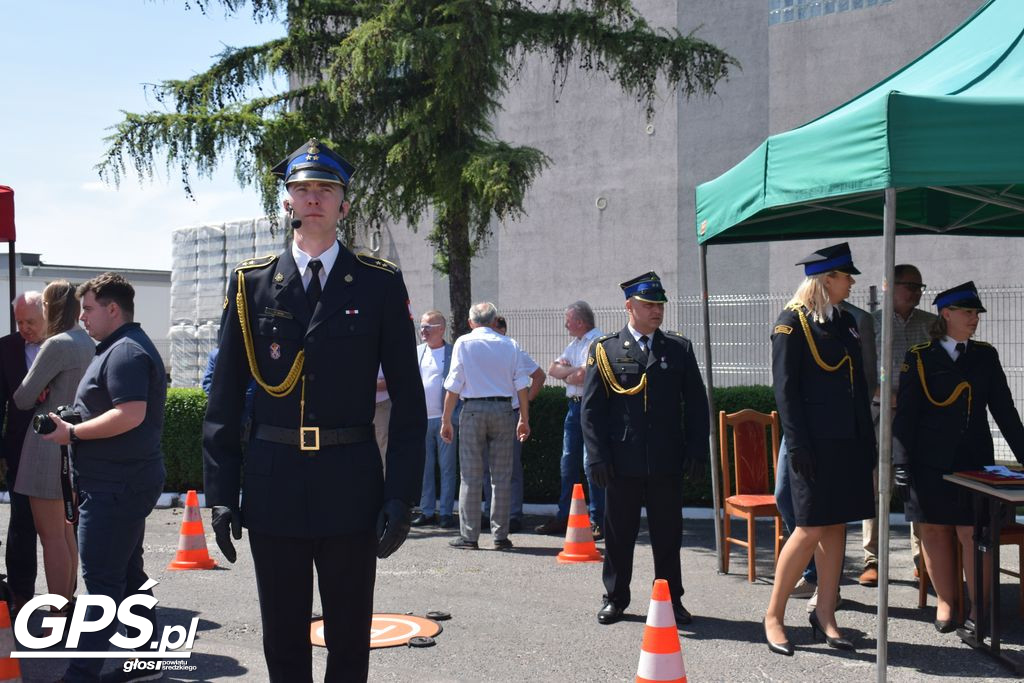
726, 494, 777, 510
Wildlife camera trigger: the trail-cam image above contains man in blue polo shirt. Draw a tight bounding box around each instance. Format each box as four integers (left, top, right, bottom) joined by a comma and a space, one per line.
43, 272, 166, 683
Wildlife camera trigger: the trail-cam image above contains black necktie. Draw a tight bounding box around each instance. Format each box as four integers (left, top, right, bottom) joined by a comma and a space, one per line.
638, 335, 650, 363
955, 342, 966, 366
307, 259, 323, 309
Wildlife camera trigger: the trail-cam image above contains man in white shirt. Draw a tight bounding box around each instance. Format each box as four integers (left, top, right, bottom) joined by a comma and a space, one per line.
441, 302, 531, 550
537, 301, 605, 538
412, 311, 458, 528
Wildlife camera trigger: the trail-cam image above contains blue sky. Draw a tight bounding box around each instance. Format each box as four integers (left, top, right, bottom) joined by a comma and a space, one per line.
0, 1, 285, 271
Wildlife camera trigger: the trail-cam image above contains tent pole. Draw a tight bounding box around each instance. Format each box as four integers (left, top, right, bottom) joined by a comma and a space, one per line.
876, 187, 897, 682
698, 243, 724, 571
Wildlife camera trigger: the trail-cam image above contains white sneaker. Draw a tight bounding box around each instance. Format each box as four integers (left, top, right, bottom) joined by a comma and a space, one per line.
791, 577, 816, 599
806, 586, 843, 613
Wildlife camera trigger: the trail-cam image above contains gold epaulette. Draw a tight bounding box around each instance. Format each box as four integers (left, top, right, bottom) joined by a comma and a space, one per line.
909, 341, 932, 352
234, 254, 278, 272
595, 332, 617, 344
356, 253, 399, 274
668, 330, 688, 339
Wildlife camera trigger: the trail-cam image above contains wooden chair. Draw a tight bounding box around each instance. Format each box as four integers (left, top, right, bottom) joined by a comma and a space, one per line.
918, 522, 1024, 619
719, 409, 784, 582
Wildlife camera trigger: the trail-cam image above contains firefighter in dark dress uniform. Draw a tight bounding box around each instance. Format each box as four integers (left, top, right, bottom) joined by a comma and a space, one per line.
893, 281, 1024, 633
581, 272, 709, 627
763, 242, 874, 657
203, 138, 427, 681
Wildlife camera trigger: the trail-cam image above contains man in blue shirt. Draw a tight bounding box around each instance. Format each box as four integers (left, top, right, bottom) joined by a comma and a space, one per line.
44, 272, 166, 683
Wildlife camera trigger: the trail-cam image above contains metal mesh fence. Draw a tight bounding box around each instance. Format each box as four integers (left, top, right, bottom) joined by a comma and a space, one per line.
502, 285, 1024, 460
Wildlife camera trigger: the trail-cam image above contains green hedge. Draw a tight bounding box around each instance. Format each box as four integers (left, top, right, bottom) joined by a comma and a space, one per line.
162, 388, 207, 491
158, 384, 779, 505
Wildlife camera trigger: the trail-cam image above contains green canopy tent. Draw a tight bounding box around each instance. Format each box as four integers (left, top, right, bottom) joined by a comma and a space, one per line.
694, 0, 1024, 676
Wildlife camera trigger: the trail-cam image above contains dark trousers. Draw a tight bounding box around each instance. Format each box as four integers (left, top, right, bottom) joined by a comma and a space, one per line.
249, 528, 377, 683
66, 483, 162, 682
5, 485, 37, 600
602, 474, 684, 609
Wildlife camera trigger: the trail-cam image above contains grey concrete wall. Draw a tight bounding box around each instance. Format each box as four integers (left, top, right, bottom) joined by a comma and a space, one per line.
370, 0, 1012, 329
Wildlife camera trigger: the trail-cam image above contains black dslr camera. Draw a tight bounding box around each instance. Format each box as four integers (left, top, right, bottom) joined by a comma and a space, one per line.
32, 405, 82, 435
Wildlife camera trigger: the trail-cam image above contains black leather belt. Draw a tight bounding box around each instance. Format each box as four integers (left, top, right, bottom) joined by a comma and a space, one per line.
464, 396, 511, 402
255, 424, 375, 452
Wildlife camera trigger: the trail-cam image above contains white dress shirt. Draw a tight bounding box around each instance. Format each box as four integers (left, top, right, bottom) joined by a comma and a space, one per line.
940, 336, 968, 361
558, 327, 603, 398
24, 342, 41, 369
443, 326, 531, 398
291, 240, 339, 291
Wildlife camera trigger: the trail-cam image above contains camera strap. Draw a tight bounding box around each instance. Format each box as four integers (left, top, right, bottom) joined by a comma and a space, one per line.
60, 445, 77, 525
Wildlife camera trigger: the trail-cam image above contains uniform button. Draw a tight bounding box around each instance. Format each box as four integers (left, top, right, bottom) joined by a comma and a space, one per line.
307, 373, 316, 381
350, 324, 356, 331
308, 336, 315, 344
308, 412, 317, 421
272, 326, 278, 333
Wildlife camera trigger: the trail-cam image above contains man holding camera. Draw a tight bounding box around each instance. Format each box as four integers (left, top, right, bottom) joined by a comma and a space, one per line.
42, 273, 167, 683
204, 138, 426, 681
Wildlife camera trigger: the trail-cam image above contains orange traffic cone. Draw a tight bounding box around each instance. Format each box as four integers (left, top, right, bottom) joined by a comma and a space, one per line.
0, 602, 22, 682
168, 490, 217, 570
557, 483, 602, 564
636, 579, 687, 683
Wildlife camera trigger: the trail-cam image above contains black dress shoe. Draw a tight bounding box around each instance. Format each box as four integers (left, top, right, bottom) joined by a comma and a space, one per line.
764, 619, 794, 656
410, 513, 433, 527
597, 601, 625, 625
673, 602, 693, 626
808, 611, 854, 651
934, 618, 958, 633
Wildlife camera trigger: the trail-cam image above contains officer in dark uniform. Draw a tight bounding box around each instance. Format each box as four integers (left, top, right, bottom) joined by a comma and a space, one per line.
581, 271, 709, 627
893, 281, 1024, 632
203, 138, 427, 681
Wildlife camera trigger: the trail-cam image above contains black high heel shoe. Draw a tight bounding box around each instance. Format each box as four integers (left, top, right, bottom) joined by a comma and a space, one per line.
934, 618, 958, 633
808, 611, 854, 651
763, 619, 794, 656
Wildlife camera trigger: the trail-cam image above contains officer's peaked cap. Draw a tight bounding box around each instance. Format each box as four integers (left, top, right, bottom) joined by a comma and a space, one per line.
795, 242, 860, 276
934, 281, 986, 312
271, 138, 355, 187
620, 271, 668, 303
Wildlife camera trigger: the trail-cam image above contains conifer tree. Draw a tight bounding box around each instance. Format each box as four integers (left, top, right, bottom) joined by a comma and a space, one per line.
100, 0, 736, 334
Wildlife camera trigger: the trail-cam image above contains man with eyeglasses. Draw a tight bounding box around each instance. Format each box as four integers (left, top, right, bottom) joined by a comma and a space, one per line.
860, 264, 936, 587
411, 311, 459, 528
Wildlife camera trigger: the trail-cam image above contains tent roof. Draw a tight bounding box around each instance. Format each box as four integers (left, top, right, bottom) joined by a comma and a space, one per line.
695, 0, 1024, 245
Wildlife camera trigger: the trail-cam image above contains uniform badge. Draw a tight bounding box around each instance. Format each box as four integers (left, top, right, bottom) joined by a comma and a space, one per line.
587, 356, 595, 366
345, 309, 359, 315
900, 362, 909, 373
623, 340, 631, 348
274, 273, 285, 283
269, 342, 281, 360
660, 356, 667, 370
344, 273, 353, 283
774, 324, 793, 335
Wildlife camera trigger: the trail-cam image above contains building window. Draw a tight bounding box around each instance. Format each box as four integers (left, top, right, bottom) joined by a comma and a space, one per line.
770, 0, 892, 25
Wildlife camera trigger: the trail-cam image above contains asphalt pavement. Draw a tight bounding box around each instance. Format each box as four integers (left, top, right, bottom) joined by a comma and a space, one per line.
7, 505, 1024, 682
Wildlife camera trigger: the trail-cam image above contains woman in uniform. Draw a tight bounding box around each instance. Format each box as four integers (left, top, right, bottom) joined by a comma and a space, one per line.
764, 243, 875, 656
893, 281, 1024, 633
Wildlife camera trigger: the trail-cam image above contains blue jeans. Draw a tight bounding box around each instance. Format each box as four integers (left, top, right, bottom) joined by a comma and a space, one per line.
420, 417, 458, 518
774, 436, 817, 585
561, 399, 604, 524
65, 476, 163, 682
482, 409, 523, 520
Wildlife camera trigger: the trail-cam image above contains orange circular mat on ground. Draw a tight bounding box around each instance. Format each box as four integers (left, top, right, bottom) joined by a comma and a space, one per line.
311, 613, 443, 649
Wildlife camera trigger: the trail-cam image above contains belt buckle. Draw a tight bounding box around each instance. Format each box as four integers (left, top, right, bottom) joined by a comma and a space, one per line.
300, 427, 320, 452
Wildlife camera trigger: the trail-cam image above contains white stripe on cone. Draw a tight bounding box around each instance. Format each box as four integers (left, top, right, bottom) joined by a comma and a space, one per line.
636, 650, 686, 680
646, 599, 676, 629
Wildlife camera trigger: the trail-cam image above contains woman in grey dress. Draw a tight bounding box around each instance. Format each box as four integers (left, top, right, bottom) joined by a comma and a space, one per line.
13, 281, 95, 607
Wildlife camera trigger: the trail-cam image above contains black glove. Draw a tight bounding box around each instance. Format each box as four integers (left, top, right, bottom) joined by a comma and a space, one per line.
893, 465, 912, 495
211, 505, 242, 564
376, 499, 412, 559
588, 462, 614, 489
683, 456, 706, 480
789, 447, 815, 481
